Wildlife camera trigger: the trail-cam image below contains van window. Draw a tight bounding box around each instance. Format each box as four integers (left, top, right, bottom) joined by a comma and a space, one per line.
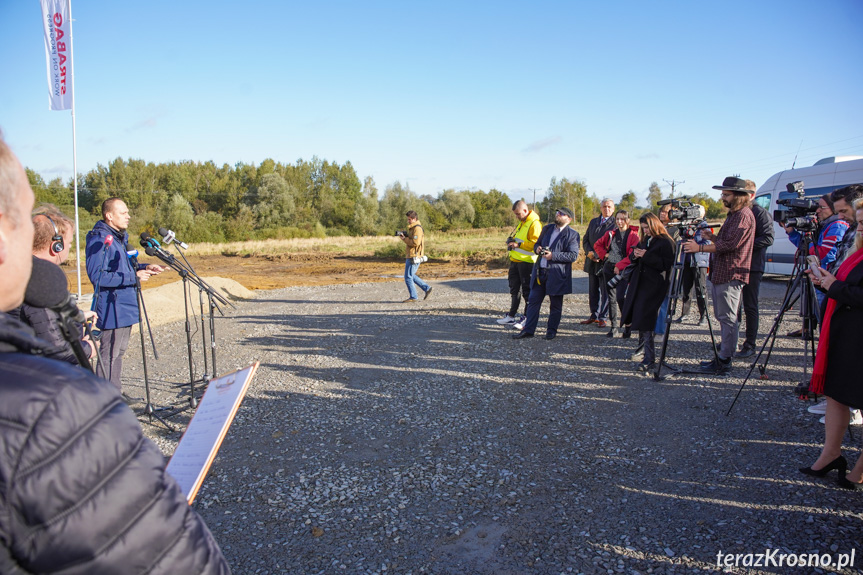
754, 195, 770, 210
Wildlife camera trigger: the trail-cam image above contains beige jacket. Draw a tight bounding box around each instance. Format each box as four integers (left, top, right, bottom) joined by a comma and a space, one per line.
404, 220, 424, 258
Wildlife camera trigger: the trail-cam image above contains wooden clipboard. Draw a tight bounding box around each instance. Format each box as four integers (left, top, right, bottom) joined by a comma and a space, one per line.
166, 362, 259, 503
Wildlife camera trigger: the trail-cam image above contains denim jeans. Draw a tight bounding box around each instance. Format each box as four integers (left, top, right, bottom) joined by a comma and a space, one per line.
404, 259, 430, 299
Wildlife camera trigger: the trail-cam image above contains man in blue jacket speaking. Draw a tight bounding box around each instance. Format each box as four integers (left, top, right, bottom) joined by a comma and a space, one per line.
86, 198, 164, 391
512, 207, 581, 340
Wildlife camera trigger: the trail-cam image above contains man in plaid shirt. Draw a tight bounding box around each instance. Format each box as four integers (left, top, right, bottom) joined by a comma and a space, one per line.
683, 176, 755, 374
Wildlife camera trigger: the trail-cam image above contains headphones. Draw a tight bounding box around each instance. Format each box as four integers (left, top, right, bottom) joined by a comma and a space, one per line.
40, 214, 65, 254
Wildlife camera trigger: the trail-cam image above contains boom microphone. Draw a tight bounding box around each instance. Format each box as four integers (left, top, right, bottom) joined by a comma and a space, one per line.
157, 227, 189, 249
24, 257, 85, 323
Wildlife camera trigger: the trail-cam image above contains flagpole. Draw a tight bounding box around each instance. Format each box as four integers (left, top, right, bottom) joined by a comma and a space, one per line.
68, 0, 81, 297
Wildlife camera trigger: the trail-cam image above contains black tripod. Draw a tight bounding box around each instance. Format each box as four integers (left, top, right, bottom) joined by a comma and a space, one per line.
653, 231, 720, 381
727, 232, 821, 414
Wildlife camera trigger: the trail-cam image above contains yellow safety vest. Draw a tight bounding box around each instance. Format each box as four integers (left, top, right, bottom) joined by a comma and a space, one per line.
508, 211, 541, 264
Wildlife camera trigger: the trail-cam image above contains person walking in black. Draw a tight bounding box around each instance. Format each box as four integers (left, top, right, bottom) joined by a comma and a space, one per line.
580, 198, 616, 328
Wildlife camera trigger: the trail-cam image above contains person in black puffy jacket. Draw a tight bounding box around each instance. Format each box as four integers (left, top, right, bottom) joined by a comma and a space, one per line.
0, 135, 230, 574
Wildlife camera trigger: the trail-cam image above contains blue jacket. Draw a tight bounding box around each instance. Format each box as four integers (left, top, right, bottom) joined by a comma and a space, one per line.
85, 220, 144, 330
531, 224, 581, 296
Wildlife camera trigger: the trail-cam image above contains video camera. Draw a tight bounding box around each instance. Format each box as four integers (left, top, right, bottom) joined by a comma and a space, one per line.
773, 181, 819, 232
659, 197, 708, 240
658, 197, 707, 223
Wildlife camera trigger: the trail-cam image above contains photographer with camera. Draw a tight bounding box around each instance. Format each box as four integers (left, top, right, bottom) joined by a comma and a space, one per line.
497, 200, 542, 327
620, 213, 675, 373
673, 219, 711, 326
512, 208, 580, 340
397, 210, 433, 303
593, 209, 639, 337
827, 185, 863, 275
683, 176, 755, 375
782, 193, 849, 338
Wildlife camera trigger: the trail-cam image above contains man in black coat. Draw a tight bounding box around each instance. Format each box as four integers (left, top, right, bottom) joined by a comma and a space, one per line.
581, 199, 616, 327
0, 136, 230, 574
513, 207, 581, 340
736, 180, 774, 358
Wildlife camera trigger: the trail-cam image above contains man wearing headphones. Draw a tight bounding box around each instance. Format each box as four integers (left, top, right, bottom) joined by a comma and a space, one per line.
6, 205, 97, 365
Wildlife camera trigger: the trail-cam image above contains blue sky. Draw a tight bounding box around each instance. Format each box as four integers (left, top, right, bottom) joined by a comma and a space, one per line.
2, 0, 862, 205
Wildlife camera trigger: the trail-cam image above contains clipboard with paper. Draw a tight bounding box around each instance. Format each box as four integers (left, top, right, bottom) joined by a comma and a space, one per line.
166, 362, 259, 503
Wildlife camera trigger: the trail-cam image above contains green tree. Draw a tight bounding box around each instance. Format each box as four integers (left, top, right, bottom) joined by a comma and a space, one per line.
646, 181, 663, 212
352, 176, 380, 235
252, 173, 296, 229
435, 189, 475, 230
541, 177, 590, 224
379, 181, 421, 233
618, 190, 638, 215
158, 194, 195, 239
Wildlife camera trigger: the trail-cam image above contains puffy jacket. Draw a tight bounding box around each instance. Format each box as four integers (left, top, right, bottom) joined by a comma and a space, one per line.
0, 313, 230, 574
85, 220, 144, 330
593, 225, 639, 274
788, 214, 850, 268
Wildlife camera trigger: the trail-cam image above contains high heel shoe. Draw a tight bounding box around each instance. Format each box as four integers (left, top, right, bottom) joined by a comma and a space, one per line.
836, 476, 863, 490
799, 455, 846, 478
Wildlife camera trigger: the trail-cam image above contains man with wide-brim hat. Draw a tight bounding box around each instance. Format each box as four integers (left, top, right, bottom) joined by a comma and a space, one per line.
682, 176, 756, 374
512, 207, 580, 340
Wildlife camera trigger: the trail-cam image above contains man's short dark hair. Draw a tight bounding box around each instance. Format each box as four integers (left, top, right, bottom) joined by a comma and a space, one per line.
830, 184, 863, 206
101, 197, 123, 219
405, 210, 418, 219
512, 200, 527, 211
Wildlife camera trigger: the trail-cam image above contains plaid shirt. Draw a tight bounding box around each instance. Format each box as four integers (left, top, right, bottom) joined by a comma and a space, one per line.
709, 206, 755, 285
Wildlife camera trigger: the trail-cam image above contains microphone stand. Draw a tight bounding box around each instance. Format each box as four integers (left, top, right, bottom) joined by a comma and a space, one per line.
143, 241, 233, 413
129, 252, 174, 432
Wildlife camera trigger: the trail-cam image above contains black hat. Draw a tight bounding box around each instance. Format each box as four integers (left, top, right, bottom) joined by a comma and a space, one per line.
712, 176, 751, 195
556, 207, 574, 219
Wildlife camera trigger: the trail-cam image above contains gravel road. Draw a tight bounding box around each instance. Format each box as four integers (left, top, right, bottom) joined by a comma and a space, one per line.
121, 273, 862, 574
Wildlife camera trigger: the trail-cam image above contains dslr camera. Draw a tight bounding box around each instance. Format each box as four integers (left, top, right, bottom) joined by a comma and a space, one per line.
506, 236, 523, 248
395, 230, 406, 237
773, 181, 819, 232
538, 247, 552, 257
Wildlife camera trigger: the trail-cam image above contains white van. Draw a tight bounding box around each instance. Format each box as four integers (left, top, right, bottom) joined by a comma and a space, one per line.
753, 156, 863, 275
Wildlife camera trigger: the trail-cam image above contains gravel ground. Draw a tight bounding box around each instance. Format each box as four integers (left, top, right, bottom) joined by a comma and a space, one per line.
121, 273, 863, 575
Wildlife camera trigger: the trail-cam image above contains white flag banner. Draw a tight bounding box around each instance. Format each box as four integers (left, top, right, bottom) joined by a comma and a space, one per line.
40, 0, 73, 110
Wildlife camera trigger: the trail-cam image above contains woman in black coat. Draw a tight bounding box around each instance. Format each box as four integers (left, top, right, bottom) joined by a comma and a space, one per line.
799, 203, 863, 490
621, 213, 675, 372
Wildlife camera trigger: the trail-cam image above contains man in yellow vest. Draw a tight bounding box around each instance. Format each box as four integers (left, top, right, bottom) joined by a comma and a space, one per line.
498, 200, 542, 327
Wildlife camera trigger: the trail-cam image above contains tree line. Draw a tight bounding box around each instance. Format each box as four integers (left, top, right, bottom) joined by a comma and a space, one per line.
26, 156, 726, 243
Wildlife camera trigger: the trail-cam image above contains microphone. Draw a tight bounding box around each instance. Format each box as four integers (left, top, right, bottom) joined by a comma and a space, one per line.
140, 231, 160, 248
25, 257, 86, 324
104, 234, 114, 248
144, 245, 176, 265
158, 227, 189, 249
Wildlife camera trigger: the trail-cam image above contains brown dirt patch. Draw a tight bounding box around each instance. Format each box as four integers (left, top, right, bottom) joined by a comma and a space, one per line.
64, 253, 514, 293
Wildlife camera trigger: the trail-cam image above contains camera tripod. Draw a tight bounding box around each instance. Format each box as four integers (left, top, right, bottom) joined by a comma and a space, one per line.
726, 232, 821, 414
652, 231, 721, 381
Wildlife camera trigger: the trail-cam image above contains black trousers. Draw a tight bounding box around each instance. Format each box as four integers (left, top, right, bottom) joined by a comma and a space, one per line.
587, 265, 609, 321
738, 271, 763, 349
681, 265, 707, 315
507, 260, 534, 317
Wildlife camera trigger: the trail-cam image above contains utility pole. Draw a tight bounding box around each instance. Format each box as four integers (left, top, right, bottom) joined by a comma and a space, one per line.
663, 178, 685, 199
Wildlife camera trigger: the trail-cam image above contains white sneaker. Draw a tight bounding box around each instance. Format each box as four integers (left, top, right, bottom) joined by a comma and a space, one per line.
497, 314, 518, 325
512, 316, 526, 330
807, 399, 828, 415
